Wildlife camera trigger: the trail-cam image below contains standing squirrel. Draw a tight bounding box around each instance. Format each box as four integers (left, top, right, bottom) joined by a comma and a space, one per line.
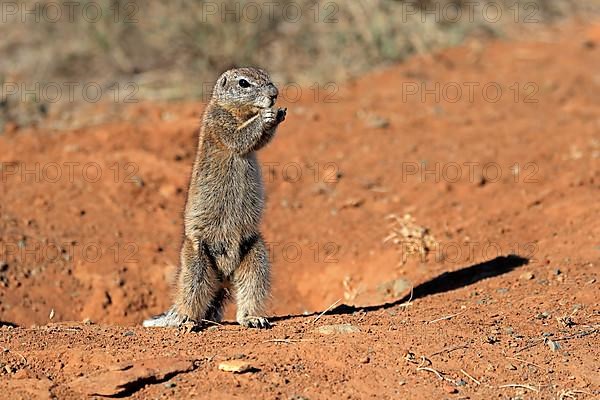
144, 67, 286, 328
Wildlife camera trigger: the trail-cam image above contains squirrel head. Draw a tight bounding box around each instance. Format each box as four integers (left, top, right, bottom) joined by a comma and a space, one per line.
212, 67, 278, 111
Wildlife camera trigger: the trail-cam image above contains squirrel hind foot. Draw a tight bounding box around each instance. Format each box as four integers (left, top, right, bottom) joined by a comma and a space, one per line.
143, 308, 190, 328
238, 316, 271, 329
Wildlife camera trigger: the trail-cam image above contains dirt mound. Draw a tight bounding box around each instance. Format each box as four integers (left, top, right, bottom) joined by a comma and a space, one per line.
0, 21, 598, 399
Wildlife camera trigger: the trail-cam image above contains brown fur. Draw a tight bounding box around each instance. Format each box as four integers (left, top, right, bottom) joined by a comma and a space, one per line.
144, 67, 285, 328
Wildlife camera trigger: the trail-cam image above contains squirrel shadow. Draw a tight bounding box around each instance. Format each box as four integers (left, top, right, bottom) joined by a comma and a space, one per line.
271, 254, 529, 322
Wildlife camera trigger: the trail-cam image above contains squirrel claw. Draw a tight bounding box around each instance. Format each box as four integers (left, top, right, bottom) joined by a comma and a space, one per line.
239, 316, 271, 329
276, 108, 287, 123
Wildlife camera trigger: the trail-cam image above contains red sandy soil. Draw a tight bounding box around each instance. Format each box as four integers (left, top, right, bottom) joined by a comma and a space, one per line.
0, 20, 599, 399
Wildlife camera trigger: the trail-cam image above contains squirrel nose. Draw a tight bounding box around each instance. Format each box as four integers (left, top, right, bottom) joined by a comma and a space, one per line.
266, 83, 278, 100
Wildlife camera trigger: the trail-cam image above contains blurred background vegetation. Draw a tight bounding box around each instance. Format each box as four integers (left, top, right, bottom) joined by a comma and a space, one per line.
1, 0, 598, 131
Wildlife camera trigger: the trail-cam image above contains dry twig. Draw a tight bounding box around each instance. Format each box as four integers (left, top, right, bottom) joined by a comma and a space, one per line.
262, 338, 312, 344
416, 356, 446, 381
506, 356, 540, 368
313, 298, 342, 324
515, 327, 599, 354
558, 389, 592, 400
499, 383, 539, 392
201, 319, 224, 326
397, 286, 414, 309
460, 369, 480, 385
425, 311, 466, 324
430, 344, 468, 357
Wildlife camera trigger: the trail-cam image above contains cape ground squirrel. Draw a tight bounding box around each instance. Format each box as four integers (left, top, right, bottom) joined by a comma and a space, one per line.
144, 67, 286, 328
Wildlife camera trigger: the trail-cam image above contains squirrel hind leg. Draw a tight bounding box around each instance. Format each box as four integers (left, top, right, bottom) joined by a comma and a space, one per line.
234, 235, 271, 329
204, 286, 231, 324
143, 236, 220, 328
174, 237, 221, 320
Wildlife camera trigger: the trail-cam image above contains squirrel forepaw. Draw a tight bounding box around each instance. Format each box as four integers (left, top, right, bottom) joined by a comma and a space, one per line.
260, 108, 278, 129
260, 107, 286, 132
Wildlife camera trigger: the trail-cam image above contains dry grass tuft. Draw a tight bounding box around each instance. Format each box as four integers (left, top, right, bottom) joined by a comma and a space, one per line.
384, 214, 437, 265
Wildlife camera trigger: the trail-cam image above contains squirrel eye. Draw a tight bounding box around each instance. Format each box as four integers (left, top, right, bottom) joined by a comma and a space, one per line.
238, 79, 250, 88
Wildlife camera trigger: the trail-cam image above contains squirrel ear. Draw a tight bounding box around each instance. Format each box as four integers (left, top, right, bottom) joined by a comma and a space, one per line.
220, 77, 227, 88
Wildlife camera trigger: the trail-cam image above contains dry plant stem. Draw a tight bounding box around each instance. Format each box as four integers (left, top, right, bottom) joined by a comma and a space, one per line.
201, 319, 224, 326
262, 339, 295, 344
430, 344, 469, 357
499, 383, 539, 392
312, 298, 342, 324
416, 356, 447, 382
262, 339, 312, 344
554, 328, 598, 342
505, 356, 541, 368
514, 338, 545, 354
425, 311, 466, 324
558, 389, 592, 400
416, 366, 445, 381
3, 349, 27, 364
515, 328, 599, 354
460, 369, 481, 385
398, 286, 414, 309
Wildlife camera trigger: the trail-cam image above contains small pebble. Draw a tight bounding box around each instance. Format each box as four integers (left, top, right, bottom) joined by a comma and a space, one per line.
520, 272, 535, 280
536, 312, 550, 320
316, 324, 360, 335
444, 384, 458, 394
218, 360, 254, 373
